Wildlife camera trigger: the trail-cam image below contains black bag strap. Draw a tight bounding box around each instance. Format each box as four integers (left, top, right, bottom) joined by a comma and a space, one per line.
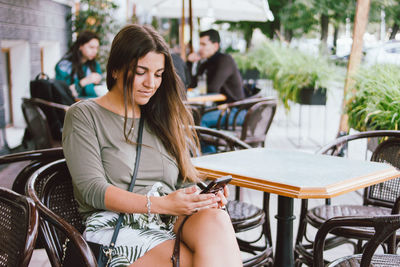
35, 72, 50, 80
171, 215, 190, 267
108, 111, 145, 250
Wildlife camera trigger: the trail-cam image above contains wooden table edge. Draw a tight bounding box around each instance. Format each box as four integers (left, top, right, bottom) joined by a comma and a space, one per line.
197, 167, 400, 199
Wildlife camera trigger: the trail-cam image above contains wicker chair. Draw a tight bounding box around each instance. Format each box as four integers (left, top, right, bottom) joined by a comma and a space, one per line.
0, 187, 39, 267
295, 130, 400, 266
21, 97, 69, 149
313, 215, 400, 267
212, 97, 278, 147
26, 159, 97, 267
194, 126, 273, 266
0, 147, 65, 195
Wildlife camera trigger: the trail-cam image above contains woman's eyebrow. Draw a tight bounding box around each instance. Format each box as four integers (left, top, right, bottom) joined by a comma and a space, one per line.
137, 65, 164, 72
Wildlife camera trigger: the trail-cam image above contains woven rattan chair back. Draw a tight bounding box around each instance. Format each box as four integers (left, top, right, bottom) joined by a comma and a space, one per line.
313, 215, 400, 267
364, 138, 400, 208
240, 99, 277, 147
27, 159, 96, 267
0, 147, 64, 196
0, 187, 39, 267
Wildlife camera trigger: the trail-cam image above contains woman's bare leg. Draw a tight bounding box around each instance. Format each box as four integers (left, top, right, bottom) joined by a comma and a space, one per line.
130, 239, 193, 267
175, 208, 242, 267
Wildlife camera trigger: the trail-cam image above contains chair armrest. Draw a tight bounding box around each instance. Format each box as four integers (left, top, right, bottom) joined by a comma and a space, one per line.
36, 203, 97, 267
30, 98, 69, 111
313, 215, 400, 267
317, 130, 400, 155
0, 147, 64, 164
203, 103, 229, 114
27, 185, 97, 267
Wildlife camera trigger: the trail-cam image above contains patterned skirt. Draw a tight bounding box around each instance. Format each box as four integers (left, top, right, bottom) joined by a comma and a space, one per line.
83, 182, 177, 266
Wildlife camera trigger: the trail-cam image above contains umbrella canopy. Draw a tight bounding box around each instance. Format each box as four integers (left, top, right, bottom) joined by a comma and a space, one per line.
136, 0, 274, 22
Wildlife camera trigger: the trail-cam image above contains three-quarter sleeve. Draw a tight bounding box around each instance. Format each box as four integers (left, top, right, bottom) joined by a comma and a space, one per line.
62, 103, 110, 210
55, 59, 73, 86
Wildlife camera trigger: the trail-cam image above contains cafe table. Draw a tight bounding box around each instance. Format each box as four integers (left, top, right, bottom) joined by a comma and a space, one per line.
186, 93, 226, 103
192, 148, 400, 267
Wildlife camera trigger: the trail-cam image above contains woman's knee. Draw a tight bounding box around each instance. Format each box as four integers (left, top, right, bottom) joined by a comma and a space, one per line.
200, 208, 231, 225
186, 208, 234, 235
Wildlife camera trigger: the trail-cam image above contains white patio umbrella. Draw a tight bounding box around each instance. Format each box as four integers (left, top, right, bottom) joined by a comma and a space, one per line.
134, 0, 274, 58
136, 0, 274, 22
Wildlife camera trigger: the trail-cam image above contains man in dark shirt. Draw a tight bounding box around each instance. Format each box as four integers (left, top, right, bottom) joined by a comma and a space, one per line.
188, 29, 245, 102
188, 29, 246, 128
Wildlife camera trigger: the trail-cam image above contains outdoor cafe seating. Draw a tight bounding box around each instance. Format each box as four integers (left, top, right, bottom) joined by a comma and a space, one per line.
313, 214, 400, 267
295, 130, 400, 266
212, 97, 277, 147
0, 187, 39, 267
26, 159, 97, 267
187, 96, 278, 148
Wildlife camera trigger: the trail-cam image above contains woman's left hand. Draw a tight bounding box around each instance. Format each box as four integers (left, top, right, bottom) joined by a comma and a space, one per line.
216, 185, 229, 209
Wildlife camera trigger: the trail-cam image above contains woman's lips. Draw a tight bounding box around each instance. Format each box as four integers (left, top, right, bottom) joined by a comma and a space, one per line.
137, 90, 153, 96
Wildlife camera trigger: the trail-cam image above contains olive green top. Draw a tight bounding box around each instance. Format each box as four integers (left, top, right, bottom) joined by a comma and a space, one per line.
62, 100, 180, 218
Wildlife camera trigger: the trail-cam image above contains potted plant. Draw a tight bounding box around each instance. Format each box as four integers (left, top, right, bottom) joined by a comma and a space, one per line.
233, 41, 338, 109
346, 64, 400, 131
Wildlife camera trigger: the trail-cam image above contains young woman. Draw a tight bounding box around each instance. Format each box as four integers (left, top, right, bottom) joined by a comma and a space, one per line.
62, 24, 242, 266
56, 30, 102, 98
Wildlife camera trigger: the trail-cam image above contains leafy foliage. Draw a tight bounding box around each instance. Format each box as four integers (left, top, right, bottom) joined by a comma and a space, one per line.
279, 1, 317, 38
233, 41, 339, 109
346, 64, 400, 131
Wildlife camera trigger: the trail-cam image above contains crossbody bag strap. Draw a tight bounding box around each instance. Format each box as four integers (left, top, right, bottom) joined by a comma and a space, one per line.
171, 215, 191, 267
108, 111, 145, 249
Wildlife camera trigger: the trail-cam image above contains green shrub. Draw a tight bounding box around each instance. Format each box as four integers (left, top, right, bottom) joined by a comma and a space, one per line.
346, 64, 400, 131
233, 41, 338, 109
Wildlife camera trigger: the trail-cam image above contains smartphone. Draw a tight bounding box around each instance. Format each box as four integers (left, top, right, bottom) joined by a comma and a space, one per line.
200, 176, 232, 195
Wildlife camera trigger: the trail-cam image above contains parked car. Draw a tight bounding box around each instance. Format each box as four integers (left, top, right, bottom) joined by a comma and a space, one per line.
364, 41, 400, 66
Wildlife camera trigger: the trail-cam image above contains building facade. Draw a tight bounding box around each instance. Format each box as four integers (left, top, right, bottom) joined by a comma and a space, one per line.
0, 0, 72, 154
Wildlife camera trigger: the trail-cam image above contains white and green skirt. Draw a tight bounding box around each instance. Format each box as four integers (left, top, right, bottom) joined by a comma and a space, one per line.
83, 182, 177, 266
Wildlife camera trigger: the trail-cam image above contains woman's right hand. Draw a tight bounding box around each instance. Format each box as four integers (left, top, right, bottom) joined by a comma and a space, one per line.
89, 73, 102, 84
159, 186, 220, 215
80, 73, 102, 87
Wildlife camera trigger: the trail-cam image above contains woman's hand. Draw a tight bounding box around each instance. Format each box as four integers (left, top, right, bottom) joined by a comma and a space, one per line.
157, 186, 220, 216
216, 185, 229, 209
80, 73, 102, 87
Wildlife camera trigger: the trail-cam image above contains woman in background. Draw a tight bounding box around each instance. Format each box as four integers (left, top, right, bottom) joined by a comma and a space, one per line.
55, 30, 102, 98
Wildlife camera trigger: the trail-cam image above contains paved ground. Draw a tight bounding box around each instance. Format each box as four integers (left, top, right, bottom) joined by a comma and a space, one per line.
1, 79, 374, 266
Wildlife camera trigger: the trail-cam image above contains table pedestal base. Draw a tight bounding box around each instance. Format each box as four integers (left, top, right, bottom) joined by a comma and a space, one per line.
274, 196, 295, 267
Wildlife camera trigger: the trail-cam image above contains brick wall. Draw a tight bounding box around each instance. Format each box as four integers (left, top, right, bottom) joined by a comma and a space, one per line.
0, 0, 72, 154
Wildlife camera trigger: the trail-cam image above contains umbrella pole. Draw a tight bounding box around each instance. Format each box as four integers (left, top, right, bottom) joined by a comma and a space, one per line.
180, 0, 186, 60
189, 0, 193, 53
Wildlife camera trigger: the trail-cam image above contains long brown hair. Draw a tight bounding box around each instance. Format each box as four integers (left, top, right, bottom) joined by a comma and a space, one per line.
106, 24, 199, 182
63, 30, 99, 81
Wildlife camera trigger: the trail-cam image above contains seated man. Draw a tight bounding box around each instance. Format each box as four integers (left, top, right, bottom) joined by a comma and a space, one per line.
188, 29, 246, 128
